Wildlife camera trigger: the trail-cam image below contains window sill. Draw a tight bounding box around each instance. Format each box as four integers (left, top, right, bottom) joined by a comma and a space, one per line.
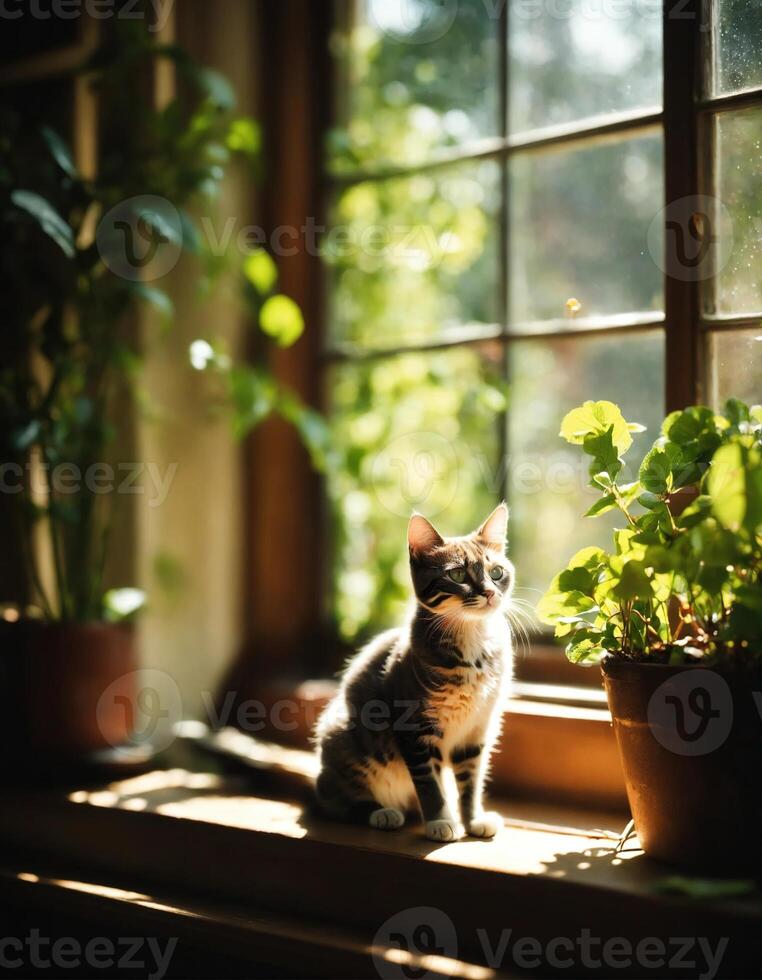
0, 747, 759, 978
225, 675, 629, 810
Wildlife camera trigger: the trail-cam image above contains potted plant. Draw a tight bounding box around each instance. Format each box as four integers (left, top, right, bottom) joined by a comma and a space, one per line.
538, 399, 762, 871
0, 24, 328, 765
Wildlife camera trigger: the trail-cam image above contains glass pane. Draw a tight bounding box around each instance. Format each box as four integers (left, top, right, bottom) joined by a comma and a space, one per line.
713, 0, 762, 95
714, 108, 762, 315
507, 331, 664, 601
328, 343, 506, 640
509, 0, 661, 135
330, 0, 501, 173
509, 133, 663, 325
327, 160, 500, 350
707, 328, 762, 407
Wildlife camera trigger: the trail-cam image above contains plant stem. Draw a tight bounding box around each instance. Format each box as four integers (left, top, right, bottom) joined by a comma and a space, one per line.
17, 488, 54, 620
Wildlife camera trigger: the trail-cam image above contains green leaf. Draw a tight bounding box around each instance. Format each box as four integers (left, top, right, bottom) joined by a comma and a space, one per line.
639, 442, 682, 494
196, 68, 235, 109
696, 563, 729, 593
178, 209, 202, 254
618, 481, 641, 504
136, 204, 183, 247
662, 406, 716, 445
568, 546, 608, 570
723, 398, 750, 427
734, 583, 762, 612
227, 366, 277, 437
128, 282, 174, 319
41, 126, 78, 179
638, 490, 663, 510
560, 400, 639, 454
652, 876, 756, 899
566, 635, 605, 664
584, 492, 617, 517
259, 294, 304, 347
11, 190, 75, 257
537, 589, 597, 625
558, 565, 598, 597
724, 604, 762, 642
226, 118, 262, 156
537, 547, 605, 625
243, 250, 278, 295
644, 544, 675, 573
583, 427, 622, 483
613, 529, 637, 556
676, 494, 712, 528
709, 442, 745, 529
613, 560, 652, 601
288, 406, 332, 471
73, 396, 94, 425
11, 420, 41, 451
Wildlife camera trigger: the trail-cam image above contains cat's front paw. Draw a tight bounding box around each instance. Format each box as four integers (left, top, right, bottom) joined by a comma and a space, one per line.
424, 818, 464, 842
370, 807, 405, 831
466, 811, 503, 838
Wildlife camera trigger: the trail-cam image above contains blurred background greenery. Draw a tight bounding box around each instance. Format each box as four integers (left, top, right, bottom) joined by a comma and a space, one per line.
322, 0, 761, 645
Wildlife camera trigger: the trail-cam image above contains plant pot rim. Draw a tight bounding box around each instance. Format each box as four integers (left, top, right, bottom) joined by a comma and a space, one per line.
601, 655, 709, 677
600, 653, 755, 678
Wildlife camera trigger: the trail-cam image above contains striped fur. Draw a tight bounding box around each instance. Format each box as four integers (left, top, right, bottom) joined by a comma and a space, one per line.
314, 504, 513, 842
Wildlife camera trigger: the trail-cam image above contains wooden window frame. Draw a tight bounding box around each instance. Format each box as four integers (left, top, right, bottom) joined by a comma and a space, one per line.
321, 0, 670, 688
243, 0, 762, 680
234, 3, 762, 810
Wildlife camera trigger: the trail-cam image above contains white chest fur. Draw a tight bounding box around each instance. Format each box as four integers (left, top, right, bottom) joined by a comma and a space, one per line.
429, 614, 512, 755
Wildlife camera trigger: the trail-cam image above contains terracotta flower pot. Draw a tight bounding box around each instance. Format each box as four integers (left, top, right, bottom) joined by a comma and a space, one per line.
0, 620, 137, 759
601, 657, 762, 873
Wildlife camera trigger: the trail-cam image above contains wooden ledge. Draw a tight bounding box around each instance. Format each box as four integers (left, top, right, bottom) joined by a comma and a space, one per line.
0, 756, 759, 978
221, 679, 629, 809
0, 861, 470, 980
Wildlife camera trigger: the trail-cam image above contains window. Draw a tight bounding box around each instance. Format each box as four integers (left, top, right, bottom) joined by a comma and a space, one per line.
321, 0, 762, 653
323, 0, 664, 643
705, 0, 762, 405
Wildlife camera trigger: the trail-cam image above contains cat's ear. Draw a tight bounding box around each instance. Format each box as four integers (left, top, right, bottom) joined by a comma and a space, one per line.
476, 502, 509, 551
408, 513, 444, 556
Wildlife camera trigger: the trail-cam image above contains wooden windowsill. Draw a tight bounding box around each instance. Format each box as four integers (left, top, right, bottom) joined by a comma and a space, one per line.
0, 746, 759, 978
223, 676, 629, 810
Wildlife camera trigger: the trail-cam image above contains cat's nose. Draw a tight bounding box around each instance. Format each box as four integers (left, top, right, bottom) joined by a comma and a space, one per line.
484, 589, 497, 605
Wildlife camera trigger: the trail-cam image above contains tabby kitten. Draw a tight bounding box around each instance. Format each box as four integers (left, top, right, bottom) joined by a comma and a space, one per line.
315, 503, 513, 842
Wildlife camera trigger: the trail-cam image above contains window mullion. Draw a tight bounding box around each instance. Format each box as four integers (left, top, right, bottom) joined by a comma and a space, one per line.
499, 0, 511, 505
663, 0, 703, 410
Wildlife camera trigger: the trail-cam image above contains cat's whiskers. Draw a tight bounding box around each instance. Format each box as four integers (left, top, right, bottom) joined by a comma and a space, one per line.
503, 596, 538, 657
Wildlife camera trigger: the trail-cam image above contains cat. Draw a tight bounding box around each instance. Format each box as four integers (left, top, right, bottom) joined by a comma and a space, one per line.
314, 503, 513, 842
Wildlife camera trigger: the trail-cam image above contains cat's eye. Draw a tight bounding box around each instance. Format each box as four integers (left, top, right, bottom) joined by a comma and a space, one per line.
489, 566, 504, 581
447, 568, 466, 584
